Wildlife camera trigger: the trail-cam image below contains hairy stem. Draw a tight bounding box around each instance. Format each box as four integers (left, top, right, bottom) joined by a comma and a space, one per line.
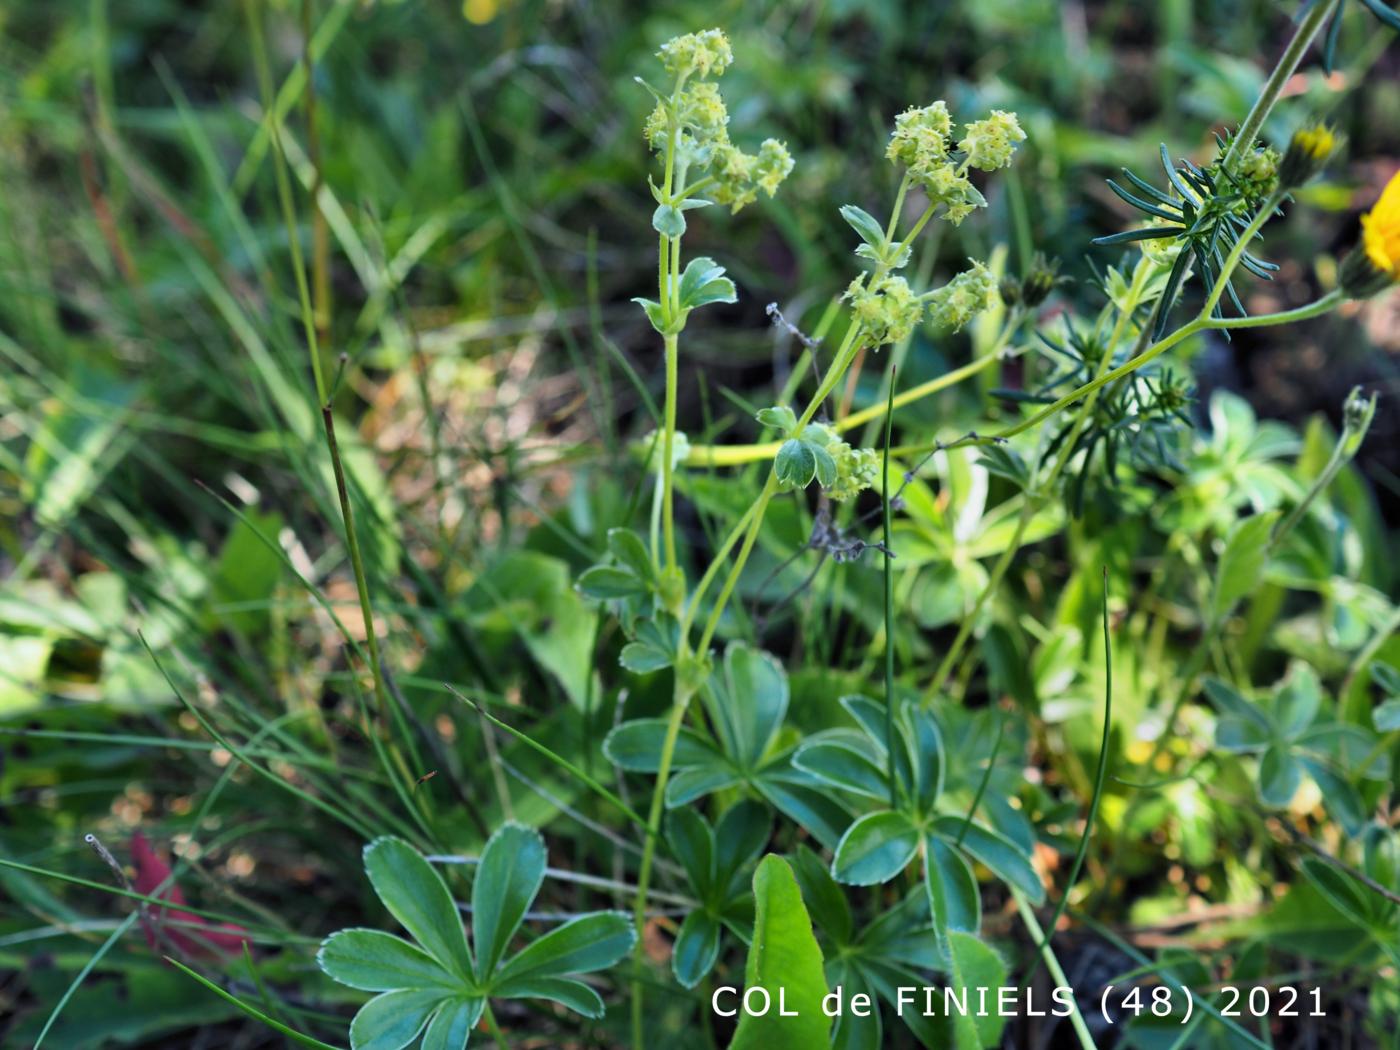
1222, 0, 1340, 170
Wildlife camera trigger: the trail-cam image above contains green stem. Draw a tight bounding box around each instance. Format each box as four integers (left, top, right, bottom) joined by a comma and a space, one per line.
629, 697, 689, 1050
661, 331, 680, 573
882, 370, 899, 808
696, 473, 781, 655
1221, 0, 1340, 170
482, 1003, 510, 1050
1014, 893, 1096, 1050
1026, 571, 1113, 977
1199, 189, 1285, 318
1211, 288, 1342, 328
1270, 383, 1370, 546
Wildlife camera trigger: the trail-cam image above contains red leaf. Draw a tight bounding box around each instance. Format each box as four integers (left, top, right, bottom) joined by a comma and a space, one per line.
131, 831, 251, 960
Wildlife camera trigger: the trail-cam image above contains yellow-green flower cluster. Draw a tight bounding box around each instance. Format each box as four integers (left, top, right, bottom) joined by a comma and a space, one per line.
925, 260, 998, 332
645, 81, 730, 153
886, 102, 953, 168
958, 110, 1027, 172
657, 29, 732, 80
645, 30, 794, 212
885, 102, 1025, 225
711, 138, 794, 212
845, 273, 923, 347
828, 443, 879, 502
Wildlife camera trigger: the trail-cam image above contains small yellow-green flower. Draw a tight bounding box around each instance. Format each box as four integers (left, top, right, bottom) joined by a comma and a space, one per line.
1279, 123, 1341, 188
828, 444, 879, 502
884, 102, 1025, 225
658, 29, 733, 80
679, 82, 729, 142
925, 260, 998, 331
1341, 169, 1400, 298
845, 273, 923, 347
708, 138, 792, 213
958, 110, 1026, 172
886, 102, 953, 169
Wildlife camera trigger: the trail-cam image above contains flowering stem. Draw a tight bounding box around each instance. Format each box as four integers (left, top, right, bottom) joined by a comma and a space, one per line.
1222, 0, 1340, 171
1199, 189, 1285, 318
1210, 288, 1342, 327
661, 331, 680, 574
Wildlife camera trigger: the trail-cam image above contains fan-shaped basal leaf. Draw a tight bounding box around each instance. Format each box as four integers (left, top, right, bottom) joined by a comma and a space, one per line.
927, 837, 981, 934
472, 823, 547, 983
704, 644, 789, 769
793, 737, 891, 800
492, 911, 635, 988
932, 817, 1044, 903
488, 975, 607, 1018
833, 811, 920, 885
603, 718, 720, 772
730, 855, 832, 1050
673, 910, 723, 989
317, 929, 458, 993
666, 764, 743, 806
363, 838, 474, 980
349, 988, 447, 1050
667, 808, 716, 897
419, 998, 484, 1050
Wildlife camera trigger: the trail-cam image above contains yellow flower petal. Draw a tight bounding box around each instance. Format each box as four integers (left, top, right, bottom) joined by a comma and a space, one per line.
1362, 169, 1400, 280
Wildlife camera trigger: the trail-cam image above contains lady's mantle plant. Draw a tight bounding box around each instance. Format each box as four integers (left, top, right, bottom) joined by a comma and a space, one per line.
317, 826, 634, 1050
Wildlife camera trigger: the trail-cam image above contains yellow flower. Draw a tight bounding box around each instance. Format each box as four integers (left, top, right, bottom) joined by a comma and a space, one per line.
1279, 123, 1341, 188
1341, 169, 1400, 299
1361, 169, 1400, 280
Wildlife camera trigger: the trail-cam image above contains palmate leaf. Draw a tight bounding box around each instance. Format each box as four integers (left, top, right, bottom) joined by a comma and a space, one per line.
665, 801, 772, 987
318, 930, 458, 993
472, 824, 547, 982
319, 831, 635, 1049
362, 838, 474, 982
678, 256, 737, 311
491, 911, 636, 991
832, 811, 921, 885
604, 644, 852, 847
350, 989, 450, 1050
